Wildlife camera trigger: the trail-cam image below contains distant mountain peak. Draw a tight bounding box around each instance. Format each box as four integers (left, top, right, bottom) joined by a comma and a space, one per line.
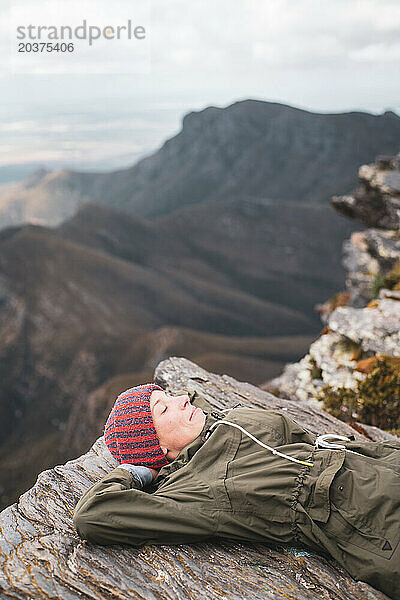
1, 99, 400, 229
23, 167, 49, 189
382, 109, 399, 119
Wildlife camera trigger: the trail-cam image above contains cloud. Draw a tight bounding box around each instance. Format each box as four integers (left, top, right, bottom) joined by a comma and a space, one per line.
1, 0, 399, 76
349, 40, 400, 62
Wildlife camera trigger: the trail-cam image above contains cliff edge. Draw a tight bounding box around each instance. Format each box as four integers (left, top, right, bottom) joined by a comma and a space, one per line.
0, 357, 392, 600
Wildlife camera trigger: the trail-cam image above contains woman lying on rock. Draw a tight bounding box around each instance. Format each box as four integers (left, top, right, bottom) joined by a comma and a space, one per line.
73, 384, 400, 600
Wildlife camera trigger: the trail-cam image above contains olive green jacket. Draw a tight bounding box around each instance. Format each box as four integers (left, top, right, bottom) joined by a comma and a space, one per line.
73, 391, 400, 599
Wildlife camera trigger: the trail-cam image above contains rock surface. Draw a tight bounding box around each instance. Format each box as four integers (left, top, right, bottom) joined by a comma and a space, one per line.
0, 357, 392, 600
331, 152, 400, 230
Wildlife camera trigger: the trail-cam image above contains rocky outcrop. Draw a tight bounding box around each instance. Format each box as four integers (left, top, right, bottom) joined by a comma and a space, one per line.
267, 154, 400, 434
332, 153, 400, 307
0, 357, 392, 600
332, 153, 400, 230
267, 288, 400, 410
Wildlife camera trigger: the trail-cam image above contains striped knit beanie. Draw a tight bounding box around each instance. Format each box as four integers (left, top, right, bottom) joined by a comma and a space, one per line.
104, 383, 169, 469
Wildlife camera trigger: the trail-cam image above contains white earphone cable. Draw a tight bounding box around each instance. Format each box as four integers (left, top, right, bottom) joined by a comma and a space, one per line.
208, 419, 315, 467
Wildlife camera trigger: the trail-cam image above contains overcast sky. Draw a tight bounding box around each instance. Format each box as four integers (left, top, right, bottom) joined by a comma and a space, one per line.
0, 0, 399, 173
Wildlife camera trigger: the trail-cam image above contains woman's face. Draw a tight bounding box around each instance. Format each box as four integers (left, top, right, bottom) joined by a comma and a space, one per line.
150, 390, 206, 461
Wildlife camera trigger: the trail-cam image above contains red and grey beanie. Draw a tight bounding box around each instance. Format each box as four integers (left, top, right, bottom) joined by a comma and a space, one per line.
104, 383, 168, 469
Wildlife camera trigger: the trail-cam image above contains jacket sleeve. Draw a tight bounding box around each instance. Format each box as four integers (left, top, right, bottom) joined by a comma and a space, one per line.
73, 467, 216, 547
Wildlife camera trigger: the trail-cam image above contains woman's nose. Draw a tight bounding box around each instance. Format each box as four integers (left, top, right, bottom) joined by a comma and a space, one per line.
178, 394, 189, 409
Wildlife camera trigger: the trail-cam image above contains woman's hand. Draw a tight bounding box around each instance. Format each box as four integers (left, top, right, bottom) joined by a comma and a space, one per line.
148, 467, 159, 480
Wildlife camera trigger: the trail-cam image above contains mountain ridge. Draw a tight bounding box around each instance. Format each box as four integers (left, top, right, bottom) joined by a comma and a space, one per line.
0, 99, 399, 228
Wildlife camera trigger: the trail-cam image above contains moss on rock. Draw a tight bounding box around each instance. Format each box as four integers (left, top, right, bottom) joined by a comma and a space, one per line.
373, 260, 400, 298
309, 357, 323, 380
317, 355, 400, 431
